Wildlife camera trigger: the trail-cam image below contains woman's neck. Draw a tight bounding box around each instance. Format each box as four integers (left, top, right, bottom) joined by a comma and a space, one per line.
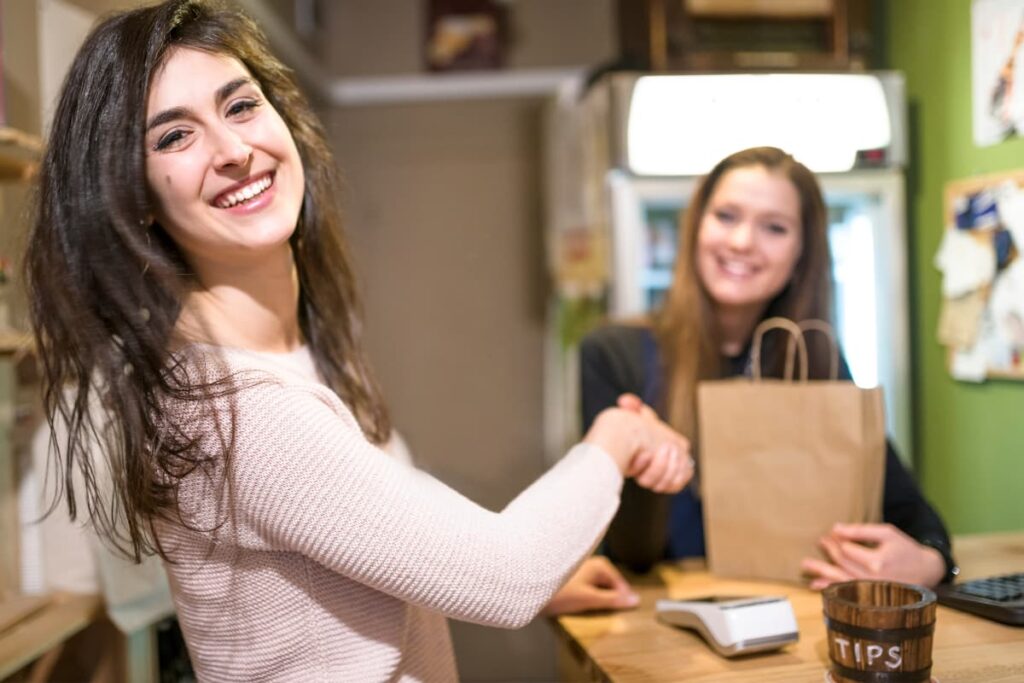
715, 304, 768, 357
178, 247, 302, 353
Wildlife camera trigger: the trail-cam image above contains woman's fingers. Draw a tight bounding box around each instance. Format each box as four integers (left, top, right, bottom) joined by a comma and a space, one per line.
616, 393, 644, 412
586, 556, 633, 593
653, 448, 694, 493
650, 446, 680, 492
625, 447, 653, 478
834, 539, 883, 575
541, 556, 640, 616
635, 443, 673, 489
606, 395, 693, 492
801, 556, 852, 590
829, 523, 897, 545
632, 442, 694, 493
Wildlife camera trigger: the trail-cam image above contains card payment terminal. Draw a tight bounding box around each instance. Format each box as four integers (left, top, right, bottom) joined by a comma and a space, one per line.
655, 595, 799, 657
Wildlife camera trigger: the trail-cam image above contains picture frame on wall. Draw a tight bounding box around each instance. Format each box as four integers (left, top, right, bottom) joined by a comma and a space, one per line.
972, 0, 1024, 146
424, 0, 509, 72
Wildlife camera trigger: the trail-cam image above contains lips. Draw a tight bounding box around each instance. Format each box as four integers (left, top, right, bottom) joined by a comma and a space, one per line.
717, 256, 758, 277
212, 171, 275, 209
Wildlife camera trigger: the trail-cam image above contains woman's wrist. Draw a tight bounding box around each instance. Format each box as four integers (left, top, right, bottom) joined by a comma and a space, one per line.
919, 539, 959, 585
918, 544, 950, 587
582, 409, 639, 474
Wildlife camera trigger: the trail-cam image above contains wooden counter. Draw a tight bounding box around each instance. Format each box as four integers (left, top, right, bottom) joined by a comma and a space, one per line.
554, 531, 1024, 682
0, 592, 103, 680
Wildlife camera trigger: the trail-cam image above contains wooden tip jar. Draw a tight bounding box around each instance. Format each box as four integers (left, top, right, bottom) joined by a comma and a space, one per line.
822, 580, 937, 683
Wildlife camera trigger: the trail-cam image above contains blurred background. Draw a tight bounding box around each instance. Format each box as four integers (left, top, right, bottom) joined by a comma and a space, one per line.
1, 1, 1022, 681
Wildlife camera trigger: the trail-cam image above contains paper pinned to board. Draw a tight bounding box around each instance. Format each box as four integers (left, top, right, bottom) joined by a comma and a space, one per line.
948, 306, 1018, 382
989, 259, 1024, 347
995, 179, 1024, 248
934, 228, 996, 298
941, 172, 1024, 381
951, 342, 989, 382
937, 288, 988, 348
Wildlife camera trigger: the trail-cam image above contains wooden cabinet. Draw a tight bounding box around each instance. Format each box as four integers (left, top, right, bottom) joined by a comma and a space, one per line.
0, 3, 161, 679
0, 129, 42, 183
0, 128, 41, 603
0, 124, 155, 683
617, 0, 875, 72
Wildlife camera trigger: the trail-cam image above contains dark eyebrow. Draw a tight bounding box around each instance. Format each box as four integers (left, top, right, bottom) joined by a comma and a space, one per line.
215, 77, 255, 105
145, 77, 256, 133
145, 106, 189, 134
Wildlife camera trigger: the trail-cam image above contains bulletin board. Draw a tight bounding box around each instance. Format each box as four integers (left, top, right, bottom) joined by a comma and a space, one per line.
939, 170, 1024, 381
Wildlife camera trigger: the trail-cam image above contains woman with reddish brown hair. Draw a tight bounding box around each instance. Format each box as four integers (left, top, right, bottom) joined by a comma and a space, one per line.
547, 147, 955, 616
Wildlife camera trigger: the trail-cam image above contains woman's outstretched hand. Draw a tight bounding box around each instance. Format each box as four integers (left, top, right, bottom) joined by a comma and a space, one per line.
616, 393, 694, 492
582, 394, 693, 494
541, 556, 639, 616
800, 523, 947, 590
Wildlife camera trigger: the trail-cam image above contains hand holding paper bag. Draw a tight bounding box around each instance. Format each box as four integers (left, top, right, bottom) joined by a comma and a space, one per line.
698, 318, 886, 584
801, 522, 948, 590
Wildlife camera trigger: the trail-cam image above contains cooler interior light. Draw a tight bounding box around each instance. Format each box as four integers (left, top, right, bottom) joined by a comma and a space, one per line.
627, 74, 892, 175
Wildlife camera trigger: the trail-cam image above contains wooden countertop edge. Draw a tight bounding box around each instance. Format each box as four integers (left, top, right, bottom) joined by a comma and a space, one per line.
0, 592, 103, 679
0, 332, 35, 355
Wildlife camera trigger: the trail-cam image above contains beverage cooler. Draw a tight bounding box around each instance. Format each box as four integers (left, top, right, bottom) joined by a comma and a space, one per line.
543, 71, 913, 465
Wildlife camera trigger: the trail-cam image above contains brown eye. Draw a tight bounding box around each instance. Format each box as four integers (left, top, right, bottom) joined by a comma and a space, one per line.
155, 129, 188, 151
227, 98, 261, 118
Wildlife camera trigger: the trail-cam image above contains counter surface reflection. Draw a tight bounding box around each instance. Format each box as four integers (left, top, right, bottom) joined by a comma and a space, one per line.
554, 532, 1024, 682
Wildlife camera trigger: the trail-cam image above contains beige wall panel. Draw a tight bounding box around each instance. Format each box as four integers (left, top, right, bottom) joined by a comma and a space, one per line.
329, 97, 557, 681
330, 98, 548, 506
506, 0, 616, 68
323, 0, 424, 76
320, 2, 616, 679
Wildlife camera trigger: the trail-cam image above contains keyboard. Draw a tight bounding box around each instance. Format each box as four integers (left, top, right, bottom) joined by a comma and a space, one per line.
934, 572, 1024, 626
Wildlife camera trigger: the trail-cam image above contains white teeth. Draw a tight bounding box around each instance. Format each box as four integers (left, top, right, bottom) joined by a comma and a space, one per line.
217, 175, 272, 208
720, 259, 755, 276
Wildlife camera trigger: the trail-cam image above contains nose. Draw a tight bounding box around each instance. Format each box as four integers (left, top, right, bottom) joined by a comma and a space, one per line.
726, 221, 755, 250
210, 126, 253, 170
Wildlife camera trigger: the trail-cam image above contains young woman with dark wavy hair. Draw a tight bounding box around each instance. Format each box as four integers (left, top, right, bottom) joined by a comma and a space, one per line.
25, 1, 691, 679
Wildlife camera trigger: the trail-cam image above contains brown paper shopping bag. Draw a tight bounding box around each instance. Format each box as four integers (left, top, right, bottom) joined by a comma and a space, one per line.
698, 318, 886, 584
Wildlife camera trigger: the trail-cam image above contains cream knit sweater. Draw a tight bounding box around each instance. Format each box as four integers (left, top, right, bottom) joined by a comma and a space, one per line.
154, 346, 623, 682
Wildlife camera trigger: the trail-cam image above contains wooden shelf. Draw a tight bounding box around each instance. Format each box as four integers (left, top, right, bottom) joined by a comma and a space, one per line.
684, 0, 835, 19
0, 127, 43, 183
0, 331, 34, 356
0, 592, 102, 680
0, 595, 50, 634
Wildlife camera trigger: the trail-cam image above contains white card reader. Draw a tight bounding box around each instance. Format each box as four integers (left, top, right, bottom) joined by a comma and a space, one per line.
656, 595, 799, 657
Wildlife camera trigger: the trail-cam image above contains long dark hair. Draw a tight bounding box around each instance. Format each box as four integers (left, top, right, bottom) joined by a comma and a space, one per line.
655, 146, 833, 441
25, 0, 390, 560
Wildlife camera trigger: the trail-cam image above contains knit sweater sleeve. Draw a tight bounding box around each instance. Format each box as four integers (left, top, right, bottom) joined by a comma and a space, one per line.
197, 381, 623, 629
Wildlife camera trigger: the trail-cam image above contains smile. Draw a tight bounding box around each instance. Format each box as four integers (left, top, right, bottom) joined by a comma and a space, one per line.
214, 172, 274, 209
718, 257, 757, 277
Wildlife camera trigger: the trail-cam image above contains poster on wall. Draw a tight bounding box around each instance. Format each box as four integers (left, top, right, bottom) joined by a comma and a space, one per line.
424, 0, 508, 72
972, 0, 1024, 146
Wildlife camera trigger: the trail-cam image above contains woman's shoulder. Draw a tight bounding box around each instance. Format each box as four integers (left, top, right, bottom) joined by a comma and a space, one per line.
168, 344, 356, 425
580, 321, 654, 359
579, 322, 657, 396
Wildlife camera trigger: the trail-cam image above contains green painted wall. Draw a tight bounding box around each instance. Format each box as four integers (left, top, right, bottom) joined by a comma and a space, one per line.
886, 0, 1024, 534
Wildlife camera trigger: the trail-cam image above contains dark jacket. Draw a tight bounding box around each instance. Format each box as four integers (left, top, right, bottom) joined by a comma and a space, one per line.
580, 324, 956, 580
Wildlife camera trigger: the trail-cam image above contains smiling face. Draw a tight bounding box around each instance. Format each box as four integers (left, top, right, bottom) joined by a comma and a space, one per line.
695, 165, 804, 320
144, 47, 304, 277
